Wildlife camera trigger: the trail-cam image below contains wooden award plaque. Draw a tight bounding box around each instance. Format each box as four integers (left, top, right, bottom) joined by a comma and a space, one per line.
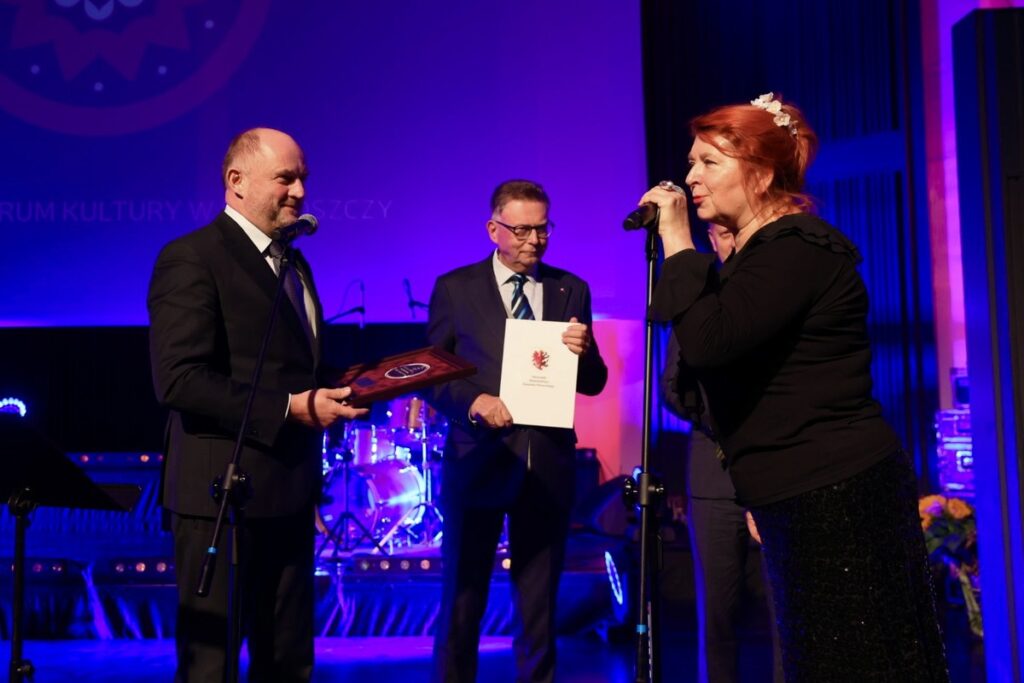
335, 346, 476, 406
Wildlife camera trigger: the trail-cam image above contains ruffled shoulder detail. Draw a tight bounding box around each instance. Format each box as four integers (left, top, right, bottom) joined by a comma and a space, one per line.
751, 214, 862, 264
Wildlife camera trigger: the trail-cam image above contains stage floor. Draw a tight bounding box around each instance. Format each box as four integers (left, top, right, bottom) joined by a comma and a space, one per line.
7, 633, 752, 683
5, 606, 984, 682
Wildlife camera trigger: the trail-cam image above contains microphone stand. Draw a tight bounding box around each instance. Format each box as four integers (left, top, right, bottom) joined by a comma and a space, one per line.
325, 280, 366, 329
622, 213, 665, 683
319, 280, 386, 557
195, 244, 297, 683
324, 306, 365, 325
403, 278, 429, 319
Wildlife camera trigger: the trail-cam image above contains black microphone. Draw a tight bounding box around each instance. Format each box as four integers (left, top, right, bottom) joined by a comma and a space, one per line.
623, 203, 658, 231
273, 213, 318, 242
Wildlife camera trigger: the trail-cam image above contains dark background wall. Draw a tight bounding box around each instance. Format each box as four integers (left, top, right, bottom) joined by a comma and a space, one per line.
0, 324, 426, 452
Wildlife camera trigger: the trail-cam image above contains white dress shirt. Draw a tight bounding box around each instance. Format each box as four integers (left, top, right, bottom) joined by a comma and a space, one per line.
491, 250, 543, 320
226, 205, 318, 337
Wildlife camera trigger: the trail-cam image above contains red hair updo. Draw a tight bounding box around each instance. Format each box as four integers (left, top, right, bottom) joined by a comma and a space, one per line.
690, 94, 819, 213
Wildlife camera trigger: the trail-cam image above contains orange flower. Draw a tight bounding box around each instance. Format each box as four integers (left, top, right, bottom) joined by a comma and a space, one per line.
946, 498, 973, 520
919, 494, 946, 519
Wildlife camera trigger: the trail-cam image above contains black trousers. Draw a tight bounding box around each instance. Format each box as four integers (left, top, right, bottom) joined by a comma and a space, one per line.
688, 496, 783, 683
171, 511, 314, 683
432, 473, 570, 683
751, 452, 949, 682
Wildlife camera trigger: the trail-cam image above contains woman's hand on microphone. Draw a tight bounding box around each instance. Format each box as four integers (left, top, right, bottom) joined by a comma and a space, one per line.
639, 181, 695, 258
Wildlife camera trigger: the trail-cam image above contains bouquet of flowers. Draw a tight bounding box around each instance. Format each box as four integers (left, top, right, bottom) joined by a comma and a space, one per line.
919, 494, 981, 636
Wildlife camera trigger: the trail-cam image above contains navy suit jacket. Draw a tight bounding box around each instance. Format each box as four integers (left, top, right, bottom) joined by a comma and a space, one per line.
147, 212, 332, 518
426, 256, 607, 508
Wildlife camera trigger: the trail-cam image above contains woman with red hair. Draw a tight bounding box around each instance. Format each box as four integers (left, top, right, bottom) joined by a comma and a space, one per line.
642, 94, 948, 681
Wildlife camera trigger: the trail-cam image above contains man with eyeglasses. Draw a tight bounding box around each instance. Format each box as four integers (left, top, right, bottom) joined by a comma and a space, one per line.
426, 179, 608, 682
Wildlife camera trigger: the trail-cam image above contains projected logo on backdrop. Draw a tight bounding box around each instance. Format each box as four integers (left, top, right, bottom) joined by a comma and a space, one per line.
0, 0, 269, 136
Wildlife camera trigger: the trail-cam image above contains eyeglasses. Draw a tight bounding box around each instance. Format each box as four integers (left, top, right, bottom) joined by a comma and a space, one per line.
492, 219, 555, 240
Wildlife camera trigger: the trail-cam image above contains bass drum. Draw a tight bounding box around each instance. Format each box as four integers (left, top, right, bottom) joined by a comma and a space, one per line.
318, 460, 425, 541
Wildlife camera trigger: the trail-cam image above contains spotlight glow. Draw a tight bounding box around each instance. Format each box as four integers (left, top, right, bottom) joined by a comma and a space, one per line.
604, 551, 624, 606
0, 397, 27, 417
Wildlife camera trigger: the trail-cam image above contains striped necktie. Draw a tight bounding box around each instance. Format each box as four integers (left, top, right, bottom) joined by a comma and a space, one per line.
508, 273, 535, 320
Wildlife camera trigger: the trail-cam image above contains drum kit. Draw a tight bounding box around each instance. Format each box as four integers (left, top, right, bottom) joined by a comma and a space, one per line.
316, 395, 447, 557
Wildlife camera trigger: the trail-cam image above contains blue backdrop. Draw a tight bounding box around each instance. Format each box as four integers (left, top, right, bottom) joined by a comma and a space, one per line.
0, 0, 647, 326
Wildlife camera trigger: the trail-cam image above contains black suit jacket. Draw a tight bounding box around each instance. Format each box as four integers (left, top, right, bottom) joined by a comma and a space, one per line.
426, 256, 607, 508
147, 212, 330, 518
661, 332, 735, 500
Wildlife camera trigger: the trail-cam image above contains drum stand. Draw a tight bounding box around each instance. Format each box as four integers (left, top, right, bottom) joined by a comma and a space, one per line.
317, 451, 388, 558
417, 450, 444, 545
374, 436, 444, 550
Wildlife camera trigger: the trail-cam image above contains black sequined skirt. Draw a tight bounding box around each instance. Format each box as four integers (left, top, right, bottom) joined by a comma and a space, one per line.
750, 451, 949, 682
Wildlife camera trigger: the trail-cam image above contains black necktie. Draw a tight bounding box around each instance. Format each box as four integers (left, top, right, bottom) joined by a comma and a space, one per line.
267, 241, 314, 342
508, 273, 535, 320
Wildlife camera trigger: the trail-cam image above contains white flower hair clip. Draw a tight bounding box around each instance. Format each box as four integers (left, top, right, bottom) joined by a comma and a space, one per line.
750, 92, 797, 136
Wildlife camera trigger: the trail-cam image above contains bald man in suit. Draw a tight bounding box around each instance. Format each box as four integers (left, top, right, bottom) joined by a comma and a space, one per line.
148, 128, 365, 682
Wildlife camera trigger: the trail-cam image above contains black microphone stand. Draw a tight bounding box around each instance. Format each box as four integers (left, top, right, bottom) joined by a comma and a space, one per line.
316, 446, 389, 558
622, 212, 666, 683
195, 244, 297, 683
403, 278, 429, 319
324, 306, 365, 325
317, 280, 389, 557
319, 281, 390, 557
8, 491, 35, 683
325, 280, 366, 328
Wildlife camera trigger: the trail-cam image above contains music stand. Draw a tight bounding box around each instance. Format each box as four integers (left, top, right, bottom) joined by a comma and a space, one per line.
0, 416, 141, 683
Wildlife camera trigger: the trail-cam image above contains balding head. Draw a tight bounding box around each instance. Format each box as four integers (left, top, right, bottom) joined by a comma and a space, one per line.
222, 127, 308, 235
222, 129, 261, 189
222, 128, 301, 188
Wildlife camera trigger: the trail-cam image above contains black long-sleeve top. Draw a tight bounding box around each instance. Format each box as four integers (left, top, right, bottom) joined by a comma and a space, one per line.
651, 214, 900, 506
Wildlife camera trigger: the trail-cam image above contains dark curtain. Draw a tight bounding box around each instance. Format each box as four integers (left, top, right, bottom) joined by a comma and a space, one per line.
640, 0, 938, 485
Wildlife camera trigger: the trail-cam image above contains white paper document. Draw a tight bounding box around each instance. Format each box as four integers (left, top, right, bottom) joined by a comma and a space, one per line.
499, 319, 579, 428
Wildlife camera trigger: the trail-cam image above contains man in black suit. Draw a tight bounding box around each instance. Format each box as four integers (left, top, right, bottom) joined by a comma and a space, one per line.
148, 127, 366, 682
427, 179, 608, 683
